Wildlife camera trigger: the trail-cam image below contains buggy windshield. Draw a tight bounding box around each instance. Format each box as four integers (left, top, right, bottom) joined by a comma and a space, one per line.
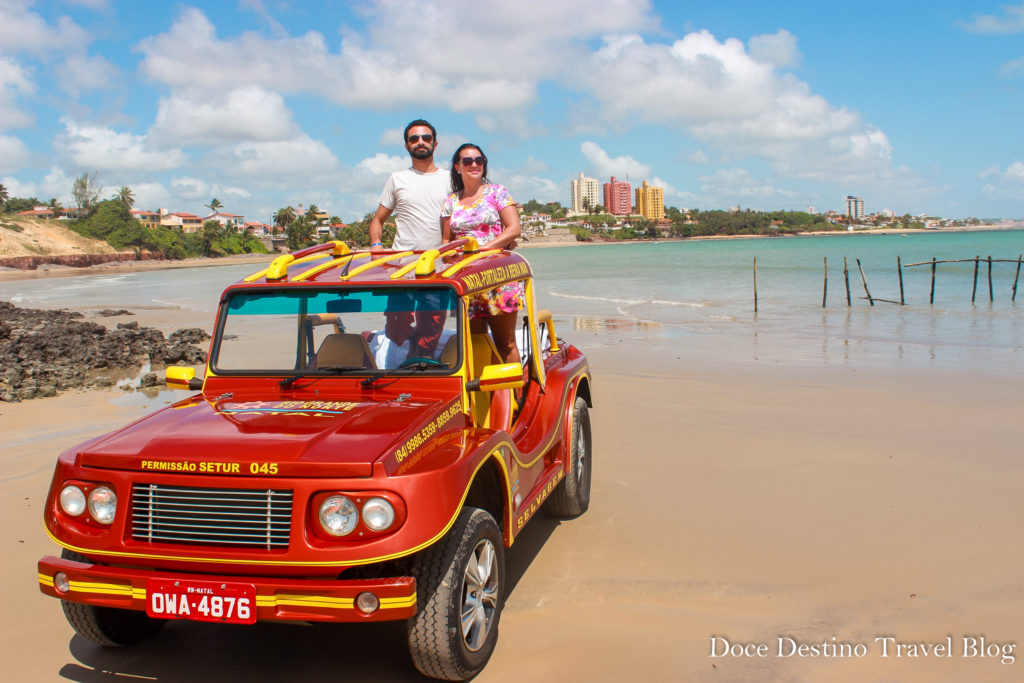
211, 287, 459, 374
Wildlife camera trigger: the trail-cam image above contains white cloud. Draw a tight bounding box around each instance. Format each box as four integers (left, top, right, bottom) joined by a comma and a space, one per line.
688, 149, 709, 164
748, 29, 801, 68
576, 29, 897, 185
356, 153, 407, 176
135, 2, 656, 130
1005, 161, 1024, 182
130, 182, 171, 211
55, 54, 120, 96
2, 166, 77, 204
580, 141, 651, 179
960, 3, 1024, 34
493, 170, 561, 204
170, 177, 209, 200
149, 87, 299, 146
1, 174, 38, 199
57, 118, 188, 172
0, 134, 31, 173
0, 56, 35, 130
699, 167, 799, 203
649, 176, 679, 198
0, 3, 90, 55
1002, 55, 1024, 76
220, 135, 339, 178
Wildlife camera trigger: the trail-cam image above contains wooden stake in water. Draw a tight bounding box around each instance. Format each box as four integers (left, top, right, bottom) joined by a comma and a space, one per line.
897, 255, 905, 305
988, 255, 994, 302
822, 256, 828, 308
753, 256, 758, 313
972, 255, 979, 303
843, 257, 851, 306
1013, 254, 1022, 302
856, 258, 874, 306
930, 257, 936, 304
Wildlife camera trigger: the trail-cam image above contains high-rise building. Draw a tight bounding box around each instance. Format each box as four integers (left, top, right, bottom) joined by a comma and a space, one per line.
634, 181, 664, 221
603, 176, 632, 216
570, 172, 601, 214
846, 195, 865, 220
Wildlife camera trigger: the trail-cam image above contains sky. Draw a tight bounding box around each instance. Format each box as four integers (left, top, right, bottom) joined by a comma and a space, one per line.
1, 0, 1022, 223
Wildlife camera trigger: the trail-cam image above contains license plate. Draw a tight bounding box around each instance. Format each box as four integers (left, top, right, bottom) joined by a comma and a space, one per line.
145, 579, 256, 624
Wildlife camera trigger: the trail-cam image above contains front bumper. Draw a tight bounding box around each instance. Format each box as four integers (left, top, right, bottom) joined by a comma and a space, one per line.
38, 555, 417, 623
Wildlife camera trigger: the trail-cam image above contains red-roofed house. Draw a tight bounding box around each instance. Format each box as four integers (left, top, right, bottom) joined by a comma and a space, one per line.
161, 211, 203, 233
16, 207, 55, 218
205, 211, 245, 232
131, 209, 160, 229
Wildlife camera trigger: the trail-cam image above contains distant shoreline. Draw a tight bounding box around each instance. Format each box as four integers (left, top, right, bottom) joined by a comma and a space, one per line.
1, 225, 1020, 283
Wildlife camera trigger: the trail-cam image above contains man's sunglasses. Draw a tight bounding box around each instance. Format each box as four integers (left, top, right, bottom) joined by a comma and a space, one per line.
459, 156, 486, 166
407, 134, 434, 143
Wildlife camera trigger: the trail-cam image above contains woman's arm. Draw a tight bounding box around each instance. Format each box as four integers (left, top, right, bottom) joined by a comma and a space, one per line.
486, 205, 521, 250
441, 216, 452, 243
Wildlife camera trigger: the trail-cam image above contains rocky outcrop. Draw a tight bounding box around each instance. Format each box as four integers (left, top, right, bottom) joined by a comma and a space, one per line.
0, 301, 210, 402
0, 252, 166, 270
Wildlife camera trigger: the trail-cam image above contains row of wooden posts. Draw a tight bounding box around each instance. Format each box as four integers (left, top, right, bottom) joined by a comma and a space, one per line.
752, 255, 1024, 312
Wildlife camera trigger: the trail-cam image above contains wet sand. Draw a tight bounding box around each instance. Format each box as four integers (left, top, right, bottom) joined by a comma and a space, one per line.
3, 306, 1023, 681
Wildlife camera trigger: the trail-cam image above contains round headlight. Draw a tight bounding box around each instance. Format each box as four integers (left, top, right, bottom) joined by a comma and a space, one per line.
87, 486, 117, 525
319, 496, 358, 536
361, 497, 395, 531
60, 485, 86, 516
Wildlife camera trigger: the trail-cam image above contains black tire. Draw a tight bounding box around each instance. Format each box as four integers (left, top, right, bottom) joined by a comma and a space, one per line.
407, 507, 504, 681
59, 549, 166, 646
543, 396, 592, 518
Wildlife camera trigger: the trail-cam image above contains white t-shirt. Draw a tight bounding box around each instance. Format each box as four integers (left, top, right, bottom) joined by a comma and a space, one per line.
378, 168, 451, 251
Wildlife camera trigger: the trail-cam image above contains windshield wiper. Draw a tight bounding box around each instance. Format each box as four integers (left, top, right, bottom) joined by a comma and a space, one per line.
360, 361, 452, 389
279, 366, 368, 388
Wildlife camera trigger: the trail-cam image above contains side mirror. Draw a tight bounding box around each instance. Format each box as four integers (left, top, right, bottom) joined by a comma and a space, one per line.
165, 366, 204, 391
466, 363, 524, 392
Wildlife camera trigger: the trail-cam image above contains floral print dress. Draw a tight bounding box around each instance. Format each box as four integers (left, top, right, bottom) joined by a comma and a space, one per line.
441, 183, 525, 318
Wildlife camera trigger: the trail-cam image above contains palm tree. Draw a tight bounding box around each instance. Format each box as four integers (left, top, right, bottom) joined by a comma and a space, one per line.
0, 183, 8, 207
47, 198, 65, 216
115, 186, 134, 209
205, 198, 223, 215
274, 206, 296, 230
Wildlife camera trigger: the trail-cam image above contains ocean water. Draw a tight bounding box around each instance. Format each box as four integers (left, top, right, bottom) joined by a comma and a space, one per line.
523, 230, 1024, 372
2, 230, 1023, 373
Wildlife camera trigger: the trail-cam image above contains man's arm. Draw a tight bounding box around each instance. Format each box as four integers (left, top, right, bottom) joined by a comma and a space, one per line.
368, 204, 393, 253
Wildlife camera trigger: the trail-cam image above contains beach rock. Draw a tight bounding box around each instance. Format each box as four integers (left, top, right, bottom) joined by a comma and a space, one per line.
96, 309, 133, 317
169, 328, 210, 344
0, 300, 209, 402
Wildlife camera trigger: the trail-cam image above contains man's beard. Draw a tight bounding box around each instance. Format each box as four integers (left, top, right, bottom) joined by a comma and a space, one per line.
409, 146, 433, 159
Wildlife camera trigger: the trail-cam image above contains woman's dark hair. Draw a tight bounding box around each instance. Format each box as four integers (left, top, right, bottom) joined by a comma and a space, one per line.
450, 143, 488, 195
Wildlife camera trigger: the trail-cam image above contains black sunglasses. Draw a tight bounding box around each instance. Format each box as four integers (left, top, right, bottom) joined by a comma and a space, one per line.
459, 156, 486, 166
407, 134, 433, 143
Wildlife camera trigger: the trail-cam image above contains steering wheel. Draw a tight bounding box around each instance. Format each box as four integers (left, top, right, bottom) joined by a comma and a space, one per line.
399, 357, 446, 368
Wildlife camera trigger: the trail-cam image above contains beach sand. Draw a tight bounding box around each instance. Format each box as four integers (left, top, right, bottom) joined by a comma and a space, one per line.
3, 300, 1023, 681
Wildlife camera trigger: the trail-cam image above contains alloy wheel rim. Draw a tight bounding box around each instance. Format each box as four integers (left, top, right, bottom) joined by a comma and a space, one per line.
461, 538, 498, 652
574, 418, 587, 484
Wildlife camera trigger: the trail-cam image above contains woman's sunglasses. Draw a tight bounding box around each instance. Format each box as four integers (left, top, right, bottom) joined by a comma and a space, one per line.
459, 156, 486, 167
407, 134, 433, 143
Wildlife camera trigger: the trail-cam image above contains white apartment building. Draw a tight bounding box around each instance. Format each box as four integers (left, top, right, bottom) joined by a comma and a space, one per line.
846, 195, 865, 220
570, 172, 601, 214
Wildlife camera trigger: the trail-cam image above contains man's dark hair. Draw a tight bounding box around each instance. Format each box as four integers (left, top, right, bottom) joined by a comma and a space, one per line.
404, 119, 436, 142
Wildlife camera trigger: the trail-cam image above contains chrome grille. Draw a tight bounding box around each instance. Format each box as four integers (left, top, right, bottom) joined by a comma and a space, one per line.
131, 483, 292, 549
